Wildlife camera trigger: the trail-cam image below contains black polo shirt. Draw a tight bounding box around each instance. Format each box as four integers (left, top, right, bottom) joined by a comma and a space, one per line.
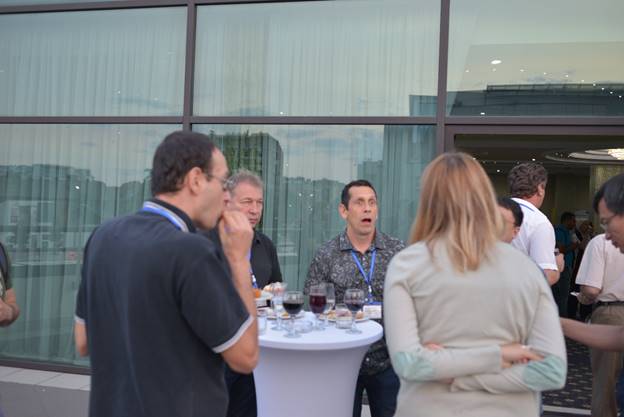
203, 228, 282, 289
75, 199, 251, 417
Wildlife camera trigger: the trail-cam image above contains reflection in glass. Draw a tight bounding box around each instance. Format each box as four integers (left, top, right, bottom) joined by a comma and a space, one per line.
0, 8, 186, 116
194, 124, 435, 290
447, 0, 624, 116
0, 124, 180, 366
194, 0, 439, 117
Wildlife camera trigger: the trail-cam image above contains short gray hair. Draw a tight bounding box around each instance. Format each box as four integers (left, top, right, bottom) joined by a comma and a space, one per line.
226, 169, 264, 195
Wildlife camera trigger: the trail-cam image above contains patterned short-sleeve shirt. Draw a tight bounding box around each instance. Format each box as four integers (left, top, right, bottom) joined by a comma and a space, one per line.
305, 229, 405, 375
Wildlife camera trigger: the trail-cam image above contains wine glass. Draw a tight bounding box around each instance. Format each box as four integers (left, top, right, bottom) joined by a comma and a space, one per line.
282, 291, 304, 338
309, 284, 327, 331
344, 288, 365, 334
269, 282, 288, 331
323, 283, 336, 328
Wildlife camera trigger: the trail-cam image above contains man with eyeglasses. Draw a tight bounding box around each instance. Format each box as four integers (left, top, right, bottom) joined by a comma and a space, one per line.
562, 173, 624, 417
203, 169, 282, 417
74, 131, 258, 417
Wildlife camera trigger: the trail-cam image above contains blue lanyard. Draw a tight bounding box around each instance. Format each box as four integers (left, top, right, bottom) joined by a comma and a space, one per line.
351, 249, 376, 302
248, 251, 258, 289
141, 202, 189, 232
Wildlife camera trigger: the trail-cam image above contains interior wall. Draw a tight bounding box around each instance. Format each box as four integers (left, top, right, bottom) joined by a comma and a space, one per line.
489, 172, 591, 225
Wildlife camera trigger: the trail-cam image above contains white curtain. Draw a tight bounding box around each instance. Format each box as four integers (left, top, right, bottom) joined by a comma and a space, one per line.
194, 0, 440, 117
0, 124, 177, 365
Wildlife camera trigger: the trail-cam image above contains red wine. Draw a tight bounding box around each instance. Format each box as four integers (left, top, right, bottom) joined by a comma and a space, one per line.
309, 295, 327, 314
346, 302, 363, 313
283, 301, 303, 316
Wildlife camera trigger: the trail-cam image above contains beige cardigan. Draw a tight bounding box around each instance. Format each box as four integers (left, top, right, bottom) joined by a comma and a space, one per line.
384, 241, 567, 417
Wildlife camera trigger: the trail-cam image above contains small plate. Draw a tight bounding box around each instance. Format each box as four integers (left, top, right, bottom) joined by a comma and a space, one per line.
265, 308, 305, 320
255, 291, 273, 307
326, 311, 368, 322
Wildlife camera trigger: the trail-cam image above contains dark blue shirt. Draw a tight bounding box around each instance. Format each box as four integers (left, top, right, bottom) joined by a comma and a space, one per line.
75, 199, 251, 417
555, 225, 575, 269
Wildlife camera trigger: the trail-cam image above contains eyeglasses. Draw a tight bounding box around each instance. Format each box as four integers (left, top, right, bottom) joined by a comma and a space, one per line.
205, 174, 229, 191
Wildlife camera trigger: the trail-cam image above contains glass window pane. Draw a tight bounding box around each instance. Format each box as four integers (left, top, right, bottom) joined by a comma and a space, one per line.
194, 1, 440, 117
447, 0, 624, 116
0, 8, 186, 116
193, 124, 435, 290
1, 0, 126, 4
0, 124, 180, 366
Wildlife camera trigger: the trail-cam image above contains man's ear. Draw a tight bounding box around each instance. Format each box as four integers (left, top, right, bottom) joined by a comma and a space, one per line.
186, 167, 204, 195
339, 203, 348, 220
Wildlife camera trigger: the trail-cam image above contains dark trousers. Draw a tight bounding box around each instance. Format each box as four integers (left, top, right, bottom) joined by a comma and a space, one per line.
225, 366, 257, 417
551, 267, 572, 317
353, 366, 400, 417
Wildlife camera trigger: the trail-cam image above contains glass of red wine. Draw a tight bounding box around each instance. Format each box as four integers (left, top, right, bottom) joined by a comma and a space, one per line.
344, 288, 365, 334
282, 291, 304, 338
309, 284, 327, 331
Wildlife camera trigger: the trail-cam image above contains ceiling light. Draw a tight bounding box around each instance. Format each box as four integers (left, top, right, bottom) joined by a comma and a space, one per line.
608, 149, 624, 160
491, 59, 502, 65
531, 158, 536, 161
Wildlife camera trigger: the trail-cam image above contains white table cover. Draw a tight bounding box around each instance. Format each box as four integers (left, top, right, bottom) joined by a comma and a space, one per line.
255, 312, 383, 417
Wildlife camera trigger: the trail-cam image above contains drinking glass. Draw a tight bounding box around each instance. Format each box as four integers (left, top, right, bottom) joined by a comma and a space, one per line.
344, 288, 365, 334
334, 303, 352, 329
323, 283, 336, 328
257, 309, 268, 335
309, 284, 327, 331
282, 291, 304, 338
269, 282, 288, 331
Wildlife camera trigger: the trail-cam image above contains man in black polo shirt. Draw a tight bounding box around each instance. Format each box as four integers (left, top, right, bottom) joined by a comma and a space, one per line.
204, 169, 282, 417
74, 131, 258, 417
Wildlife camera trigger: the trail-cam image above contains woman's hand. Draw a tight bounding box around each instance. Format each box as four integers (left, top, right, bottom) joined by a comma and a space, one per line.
423, 343, 453, 384
500, 343, 543, 368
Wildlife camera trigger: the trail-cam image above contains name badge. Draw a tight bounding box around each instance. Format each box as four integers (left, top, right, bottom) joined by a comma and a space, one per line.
363, 303, 382, 320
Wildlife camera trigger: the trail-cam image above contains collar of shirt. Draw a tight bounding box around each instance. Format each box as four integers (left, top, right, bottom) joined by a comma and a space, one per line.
145, 198, 197, 233
512, 197, 538, 213
338, 229, 387, 253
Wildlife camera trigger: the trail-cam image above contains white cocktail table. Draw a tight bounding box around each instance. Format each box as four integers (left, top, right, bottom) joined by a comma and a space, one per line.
255, 313, 383, 417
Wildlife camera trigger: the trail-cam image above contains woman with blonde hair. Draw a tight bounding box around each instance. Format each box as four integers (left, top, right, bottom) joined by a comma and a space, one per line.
384, 152, 566, 417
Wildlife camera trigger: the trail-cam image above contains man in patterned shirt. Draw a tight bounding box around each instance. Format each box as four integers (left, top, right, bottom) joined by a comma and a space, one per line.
305, 179, 404, 417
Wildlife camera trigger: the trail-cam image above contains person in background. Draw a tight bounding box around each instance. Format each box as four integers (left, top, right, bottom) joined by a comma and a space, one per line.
562, 173, 624, 417
0, 241, 19, 327
574, 233, 624, 417
204, 169, 282, 417
384, 152, 566, 417
74, 131, 258, 417
508, 163, 561, 286
497, 197, 524, 244
554, 211, 578, 317
570, 220, 594, 320
305, 179, 404, 417
0, 240, 20, 417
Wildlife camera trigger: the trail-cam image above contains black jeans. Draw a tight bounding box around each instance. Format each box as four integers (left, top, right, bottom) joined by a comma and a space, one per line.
352, 367, 400, 417
225, 366, 257, 417
551, 266, 572, 317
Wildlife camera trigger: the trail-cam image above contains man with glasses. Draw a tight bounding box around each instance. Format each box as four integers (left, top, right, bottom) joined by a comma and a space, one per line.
562, 173, 624, 417
74, 131, 258, 417
204, 169, 282, 417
